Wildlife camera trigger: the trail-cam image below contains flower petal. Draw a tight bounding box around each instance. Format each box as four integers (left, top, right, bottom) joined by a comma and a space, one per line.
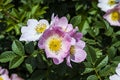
27, 19, 38, 27
71, 48, 86, 63
116, 63, 120, 76
109, 74, 120, 80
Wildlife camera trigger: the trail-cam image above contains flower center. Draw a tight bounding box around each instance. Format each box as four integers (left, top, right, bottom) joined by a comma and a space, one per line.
108, 0, 115, 6
70, 46, 75, 55
35, 23, 47, 33
0, 76, 3, 80
48, 38, 62, 52
111, 11, 120, 21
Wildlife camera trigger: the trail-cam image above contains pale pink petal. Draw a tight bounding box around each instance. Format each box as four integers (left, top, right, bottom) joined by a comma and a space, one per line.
55, 17, 68, 28
11, 74, 24, 80
66, 56, 72, 68
53, 58, 64, 65
76, 40, 86, 49
71, 48, 86, 63
65, 24, 73, 32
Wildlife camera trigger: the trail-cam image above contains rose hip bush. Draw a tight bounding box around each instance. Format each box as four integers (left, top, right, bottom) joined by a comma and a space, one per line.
0, 0, 120, 80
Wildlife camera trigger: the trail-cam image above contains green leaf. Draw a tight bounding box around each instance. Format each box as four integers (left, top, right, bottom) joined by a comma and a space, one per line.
31, 5, 39, 15
99, 65, 113, 77
80, 20, 89, 35
95, 56, 108, 71
12, 40, 25, 56
70, 15, 81, 27
87, 75, 98, 80
25, 42, 34, 54
75, 3, 83, 11
9, 56, 24, 69
85, 45, 97, 64
25, 57, 37, 73
82, 68, 94, 74
107, 46, 116, 59
115, 31, 120, 35
3, 0, 12, 5
26, 63, 33, 73
112, 56, 120, 64
105, 27, 113, 36
0, 51, 16, 63
112, 41, 120, 47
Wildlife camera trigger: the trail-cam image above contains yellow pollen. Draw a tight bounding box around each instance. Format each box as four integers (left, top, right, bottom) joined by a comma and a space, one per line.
35, 23, 47, 33
49, 38, 62, 53
0, 76, 3, 80
111, 11, 120, 21
70, 46, 75, 55
108, 0, 115, 6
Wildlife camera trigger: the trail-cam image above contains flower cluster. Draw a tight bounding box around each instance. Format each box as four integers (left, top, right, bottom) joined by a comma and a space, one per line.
19, 14, 87, 67
109, 63, 120, 80
0, 66, 23, 80
98, 0, 120, 26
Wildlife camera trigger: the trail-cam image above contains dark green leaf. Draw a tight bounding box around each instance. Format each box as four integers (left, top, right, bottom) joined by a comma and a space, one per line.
25, 42, 34, 54
25, 57, 37, 73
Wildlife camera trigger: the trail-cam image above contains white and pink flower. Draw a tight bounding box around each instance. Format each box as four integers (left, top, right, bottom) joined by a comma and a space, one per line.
38, 27, 72, 64
19, 19, 49, 42
98, 0, 118, 12
38, 14, 87, 67
104, 4, 120, 26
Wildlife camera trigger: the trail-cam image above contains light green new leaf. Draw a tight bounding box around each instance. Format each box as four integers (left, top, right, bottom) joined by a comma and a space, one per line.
9, 56, 24, 69
12, 40, 25, 56
0, 51, 16, 63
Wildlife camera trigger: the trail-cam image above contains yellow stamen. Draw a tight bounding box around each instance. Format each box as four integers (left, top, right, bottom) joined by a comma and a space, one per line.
35, 23, 47, 33
70, 46, 75, 55
108, 0, 115, 6
111, 11, 120, 21
0, 76, 3, 80
49, 38, 62, 53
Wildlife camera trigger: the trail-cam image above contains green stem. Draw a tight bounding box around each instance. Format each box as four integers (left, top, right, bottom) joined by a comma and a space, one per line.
3, 10, 19, 23
94, 68, 102, 80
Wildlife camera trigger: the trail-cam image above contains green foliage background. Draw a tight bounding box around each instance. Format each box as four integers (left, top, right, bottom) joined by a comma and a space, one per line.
0, 0, 120, 80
